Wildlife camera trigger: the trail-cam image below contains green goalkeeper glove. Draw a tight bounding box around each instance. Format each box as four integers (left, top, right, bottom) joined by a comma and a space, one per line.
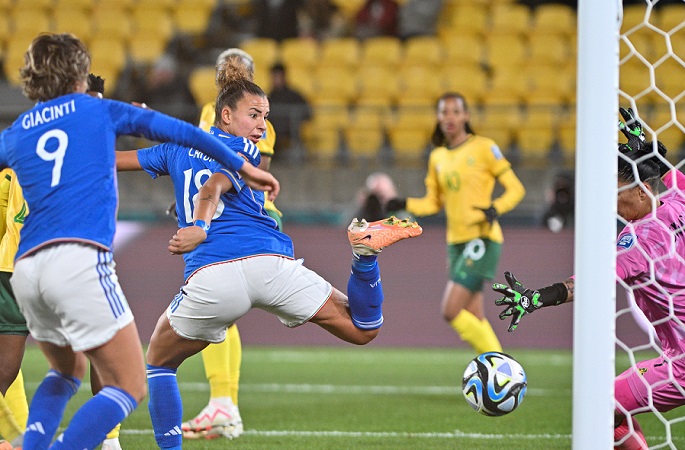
618, 107, 646, 152
492, 271, 542, 332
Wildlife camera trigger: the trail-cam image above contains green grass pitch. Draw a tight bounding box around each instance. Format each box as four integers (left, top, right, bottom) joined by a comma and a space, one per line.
19, 345, 685, 449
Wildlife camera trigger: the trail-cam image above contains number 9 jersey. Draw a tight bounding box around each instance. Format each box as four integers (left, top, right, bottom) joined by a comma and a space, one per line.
0, 93, 249, 260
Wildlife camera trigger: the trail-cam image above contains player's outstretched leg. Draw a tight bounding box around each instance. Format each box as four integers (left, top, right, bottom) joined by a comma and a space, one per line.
347, 216, 422, 330
347, 216, 422, 256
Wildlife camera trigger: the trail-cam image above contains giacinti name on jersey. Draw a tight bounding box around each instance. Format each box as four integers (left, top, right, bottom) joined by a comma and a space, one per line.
21, 99, 76, 130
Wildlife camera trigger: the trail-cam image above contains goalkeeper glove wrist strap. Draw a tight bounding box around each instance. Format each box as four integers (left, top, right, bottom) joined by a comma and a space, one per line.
537, 283, 568, 307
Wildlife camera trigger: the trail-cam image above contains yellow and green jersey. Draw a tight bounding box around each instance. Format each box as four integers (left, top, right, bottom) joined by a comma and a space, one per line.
0, 169, 27, 272
406, 135, 525, 245
199, 102, 280, 216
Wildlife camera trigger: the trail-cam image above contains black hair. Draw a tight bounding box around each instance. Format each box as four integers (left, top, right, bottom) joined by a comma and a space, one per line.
617, 145, 661, 192
87, 73, 105, 94
431, 92, 475, 147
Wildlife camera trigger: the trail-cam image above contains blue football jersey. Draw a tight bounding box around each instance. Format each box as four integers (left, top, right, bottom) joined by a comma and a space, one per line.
137, 129, 293, 279
0, 93, 252, 259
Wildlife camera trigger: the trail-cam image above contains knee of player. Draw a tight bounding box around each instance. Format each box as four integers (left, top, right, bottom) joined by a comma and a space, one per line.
350, 329, 380, 345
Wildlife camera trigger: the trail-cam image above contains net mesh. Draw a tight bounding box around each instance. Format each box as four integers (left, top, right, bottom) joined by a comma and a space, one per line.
616, 2, 685, 448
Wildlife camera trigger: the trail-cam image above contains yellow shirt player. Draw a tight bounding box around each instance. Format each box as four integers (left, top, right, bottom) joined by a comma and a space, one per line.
386, 93, 525, 355
0, 168, 30, 448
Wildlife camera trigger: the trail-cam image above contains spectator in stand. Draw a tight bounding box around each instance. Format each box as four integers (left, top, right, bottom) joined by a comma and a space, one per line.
267, 62, 311, 156
397, 0, 443, 40
351, 172, 399, 223
298, 0, 349, 40
255, 0, 304, 42
139, 54, 199, 124
354, 0, 400, 40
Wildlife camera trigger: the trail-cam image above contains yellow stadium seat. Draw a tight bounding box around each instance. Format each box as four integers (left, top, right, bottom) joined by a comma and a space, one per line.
619, 62, 656, 102
351, 99, 392, 130
359, 36, 402, 69
402, 36, 443, 68
440, 64, 488, 103
447, 4, 488, 37
485, 68, 527, 105
489, 3, 532, 37
10, 9, 51, 37
309, 97, 350, 131
52, 9, 93, 41
313, 66, 357, 103
128, 32, 169, 64
91, 8, 133, 40
280, 38, 319, 71
53, 0, 95, 10
654, 58, 685, 101
439, 34, 484, 66
137, 0, 177, 9
344, 122, 385, 159
356, 65, 400, 104
481, 99, 525, 131
3, 37, 33, 85
528, 34, 569, 66
319, 37, 361, 69
131, 6, 174, 40
485, 34, 528, 70
173, 3, 214, 35
475, 125, 514, 150
531, 4, 576, 37
525, 65, 575, 106
283, 65, 315, 100
517, 126, 555, 160
302, 126, 341, 160
330, 0, 365, 20
621, 4, 656, 33
656, 4, 685, 33
189, 66, 218, 107
398, 66, 443, 105
392, 104, 436, 135
89, 37, 127, 76
240, 38, 280, 71
387, 127, 431, 160
11, 0, 53, 12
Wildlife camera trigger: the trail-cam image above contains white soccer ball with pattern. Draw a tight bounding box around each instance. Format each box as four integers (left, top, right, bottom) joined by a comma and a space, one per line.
462, 351, 527, 417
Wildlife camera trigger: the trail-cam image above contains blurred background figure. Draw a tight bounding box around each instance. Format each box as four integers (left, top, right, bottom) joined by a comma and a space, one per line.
353, 0, 399, 40
397, 0, 442, 40
299, 0, 348, 40
268, 62, 311, 158
351, 172, 398, 223
541, 172, 574, 233
255, 0, 304, 42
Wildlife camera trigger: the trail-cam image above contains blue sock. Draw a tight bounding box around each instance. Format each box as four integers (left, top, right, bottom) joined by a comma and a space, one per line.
347, 254, 384, 329
24, 370, 81, 450
50, 386, 137, 449
147, 364, 183, 450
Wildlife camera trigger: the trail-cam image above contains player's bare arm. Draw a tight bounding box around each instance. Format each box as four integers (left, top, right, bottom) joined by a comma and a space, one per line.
115, 151, 143, 171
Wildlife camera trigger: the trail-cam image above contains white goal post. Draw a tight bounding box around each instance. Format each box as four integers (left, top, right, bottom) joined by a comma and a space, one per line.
574, 1, 619, 448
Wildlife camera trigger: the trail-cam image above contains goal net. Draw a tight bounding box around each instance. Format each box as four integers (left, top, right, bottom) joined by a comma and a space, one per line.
610, 1, 685, 449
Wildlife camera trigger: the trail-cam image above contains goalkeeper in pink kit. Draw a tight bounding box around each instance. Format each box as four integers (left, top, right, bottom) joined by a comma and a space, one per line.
492, 108, 685, 450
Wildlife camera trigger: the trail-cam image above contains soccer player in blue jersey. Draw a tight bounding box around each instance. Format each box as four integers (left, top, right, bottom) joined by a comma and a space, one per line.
116, 61, 423, 449
0, 33, 279, 450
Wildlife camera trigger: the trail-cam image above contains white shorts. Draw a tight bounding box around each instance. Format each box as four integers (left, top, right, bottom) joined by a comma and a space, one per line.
11, 243, 134, 352
168, 255, 332, 343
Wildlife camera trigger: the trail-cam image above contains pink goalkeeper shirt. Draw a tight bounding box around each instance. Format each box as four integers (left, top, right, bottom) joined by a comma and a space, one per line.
616, 170, 685, 360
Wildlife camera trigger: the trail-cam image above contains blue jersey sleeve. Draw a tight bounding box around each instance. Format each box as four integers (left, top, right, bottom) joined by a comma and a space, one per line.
103, 100, 253, 172
136, 143, 176, 179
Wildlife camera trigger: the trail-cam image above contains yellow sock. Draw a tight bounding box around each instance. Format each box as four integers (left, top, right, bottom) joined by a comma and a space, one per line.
201, 330, 232, 400
5, 370, 27, 431
479, 318, 503, 353
227, 324, 242, 405
450, 310, 502, 354
0, 370, 27, 441
105, 422, 121, 439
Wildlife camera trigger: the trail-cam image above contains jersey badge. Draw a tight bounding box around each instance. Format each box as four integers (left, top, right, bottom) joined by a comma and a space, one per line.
491, 144, 503, 160
617, 233, 636, 249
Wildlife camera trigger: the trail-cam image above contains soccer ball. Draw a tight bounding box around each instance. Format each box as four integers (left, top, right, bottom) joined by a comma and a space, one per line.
462, 351, 527, 417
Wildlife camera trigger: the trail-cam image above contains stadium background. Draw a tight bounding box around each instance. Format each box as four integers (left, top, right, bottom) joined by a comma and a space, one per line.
0, 0, 679, 349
